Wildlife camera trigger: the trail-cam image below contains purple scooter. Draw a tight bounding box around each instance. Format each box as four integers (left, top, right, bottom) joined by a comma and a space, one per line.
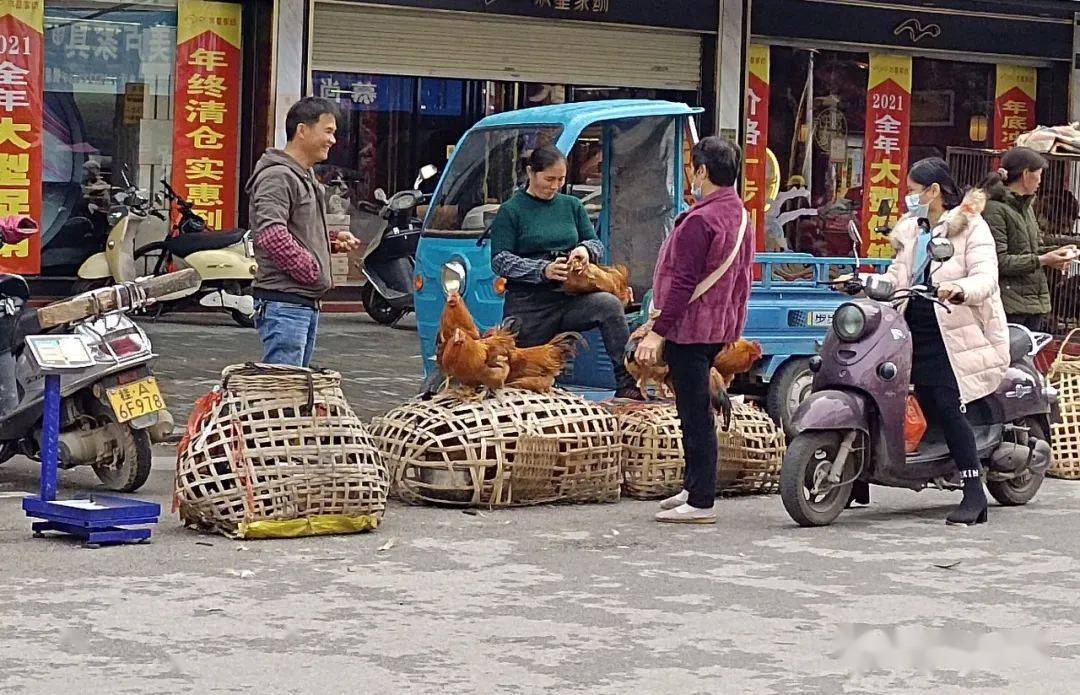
781, 221, 1057, 527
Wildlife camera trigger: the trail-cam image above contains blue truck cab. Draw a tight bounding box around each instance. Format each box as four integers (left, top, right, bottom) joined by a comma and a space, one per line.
413, 99, 890, 435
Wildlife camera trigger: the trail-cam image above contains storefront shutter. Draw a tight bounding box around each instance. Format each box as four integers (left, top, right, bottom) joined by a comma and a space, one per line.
311, 3, 703, 91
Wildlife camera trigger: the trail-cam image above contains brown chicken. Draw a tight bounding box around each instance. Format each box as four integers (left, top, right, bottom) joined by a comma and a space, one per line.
624, 320, 672, 398
562, 258, 632, 306
713, 340, 763, 387
439, 291, 481, 345
439, 327, 511, 392
506, 332, 582, 393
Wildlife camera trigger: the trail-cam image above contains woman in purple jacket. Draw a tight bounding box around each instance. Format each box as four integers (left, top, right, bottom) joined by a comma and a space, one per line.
635, 136, 755, 524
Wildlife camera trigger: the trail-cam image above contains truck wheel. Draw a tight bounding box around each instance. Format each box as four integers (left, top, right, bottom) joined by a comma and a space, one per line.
766, 357, 814, 439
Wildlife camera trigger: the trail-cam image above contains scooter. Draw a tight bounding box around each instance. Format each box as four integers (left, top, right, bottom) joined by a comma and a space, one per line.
358, 165, 437, 325
75, 167, 166, 292
130, 180, 257, 327
0, 261, 193, 494
780, 221, 1057, 527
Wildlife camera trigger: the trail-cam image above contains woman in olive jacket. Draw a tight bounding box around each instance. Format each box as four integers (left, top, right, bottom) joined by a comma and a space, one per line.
981, 147, 1076, 330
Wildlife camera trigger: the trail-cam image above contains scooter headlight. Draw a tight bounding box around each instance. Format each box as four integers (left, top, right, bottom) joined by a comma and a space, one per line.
442, 260, 466, 295
834, 303, 867, 342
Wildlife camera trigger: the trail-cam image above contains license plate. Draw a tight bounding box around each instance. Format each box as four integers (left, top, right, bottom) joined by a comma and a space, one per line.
107, 377, 165, 423
806, 311, 834, 327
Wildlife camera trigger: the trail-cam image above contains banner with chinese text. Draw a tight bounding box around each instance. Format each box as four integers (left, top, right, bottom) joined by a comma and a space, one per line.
0, 0, 43, 274
171, 0, 241, 232
743, 43, 770, 254
860, 54, 911, 259
994, 65, 1036, 150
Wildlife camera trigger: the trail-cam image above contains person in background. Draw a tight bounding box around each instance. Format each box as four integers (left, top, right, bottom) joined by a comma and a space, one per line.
490, 144, 643, 400
981, 146, 1076, 331
635, 136, 754, 524
246, 97, 361, 368
883, 157, 1009, 525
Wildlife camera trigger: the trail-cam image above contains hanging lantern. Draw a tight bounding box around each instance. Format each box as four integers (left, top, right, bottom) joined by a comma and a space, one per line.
969, 114, 989, 143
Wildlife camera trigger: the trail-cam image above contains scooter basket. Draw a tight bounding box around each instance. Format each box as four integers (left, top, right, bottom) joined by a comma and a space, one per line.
1048, 328, 1080, 479
173, 364, 389, 538
371, 389, 621, 507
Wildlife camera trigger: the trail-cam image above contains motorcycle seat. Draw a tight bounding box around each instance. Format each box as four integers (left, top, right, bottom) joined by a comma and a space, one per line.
1007, 324, 1034, 364
165, 229, 246, 257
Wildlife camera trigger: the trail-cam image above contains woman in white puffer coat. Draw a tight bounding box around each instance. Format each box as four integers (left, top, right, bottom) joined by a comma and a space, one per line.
882, 157, 1010, 526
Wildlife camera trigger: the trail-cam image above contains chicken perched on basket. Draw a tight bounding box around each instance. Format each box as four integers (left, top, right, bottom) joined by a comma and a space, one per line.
435, 292, 581, 397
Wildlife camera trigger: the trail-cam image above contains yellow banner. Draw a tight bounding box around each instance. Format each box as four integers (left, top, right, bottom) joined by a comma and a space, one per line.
177, 0, 241, 49
0, 0, 42, 32
867, 53, 912, 92
995, 64, 1036, 100
748, 43, 770, 84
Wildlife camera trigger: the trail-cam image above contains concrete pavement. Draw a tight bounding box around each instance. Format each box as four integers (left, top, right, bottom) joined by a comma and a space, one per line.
0, 314, 1078, 694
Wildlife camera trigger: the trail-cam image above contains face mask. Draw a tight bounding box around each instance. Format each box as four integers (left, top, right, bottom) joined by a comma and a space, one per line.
691, 170, 705, 201
905, 191, 929, 219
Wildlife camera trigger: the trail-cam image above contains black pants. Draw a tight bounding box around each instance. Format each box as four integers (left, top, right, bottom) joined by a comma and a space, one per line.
665, 340, 724, 508
914, 383, 979, 475
503, 288, 634, 389
1006, 313, 1045, 332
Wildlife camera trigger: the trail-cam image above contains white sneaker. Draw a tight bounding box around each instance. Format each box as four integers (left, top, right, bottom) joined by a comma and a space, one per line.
654, 503, 717, 524
659, 489, 689, 510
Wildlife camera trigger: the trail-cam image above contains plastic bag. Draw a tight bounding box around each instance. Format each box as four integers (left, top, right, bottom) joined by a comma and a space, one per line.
904, 394, 927, 454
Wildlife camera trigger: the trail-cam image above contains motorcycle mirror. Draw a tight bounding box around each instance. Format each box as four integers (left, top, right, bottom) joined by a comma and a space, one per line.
847, 220, 861, 244
929, 237, 955, 262
374, 188, 388, 203
865, 275, 894, 301
415, 164, 438, 188
877, 198, 892, 218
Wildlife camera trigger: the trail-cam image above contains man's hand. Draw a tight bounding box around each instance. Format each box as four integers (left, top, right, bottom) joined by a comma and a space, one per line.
544, 258, 571, 282
568, 245, 590, 268
635, 331, 664, 367
332, 230, 362, 253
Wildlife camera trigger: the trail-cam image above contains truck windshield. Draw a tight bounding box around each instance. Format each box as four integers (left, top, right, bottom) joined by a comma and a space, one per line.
424, 125, 562, 235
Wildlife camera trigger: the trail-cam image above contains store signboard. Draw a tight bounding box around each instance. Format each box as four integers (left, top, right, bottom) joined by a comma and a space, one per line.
171, 0, 241, 232
860, 54, 912, 260
0, 0, 43, 274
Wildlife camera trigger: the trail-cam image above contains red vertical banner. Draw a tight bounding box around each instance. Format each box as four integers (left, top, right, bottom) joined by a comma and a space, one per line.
861, 54, 912, 259
0, 0, 43, 274
171, 0, 242, 232
994, 65, 1036, 150
743, 44, 770, 258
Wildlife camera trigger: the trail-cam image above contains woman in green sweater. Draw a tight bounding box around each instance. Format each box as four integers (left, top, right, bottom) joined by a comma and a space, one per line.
489, 145, 643, 399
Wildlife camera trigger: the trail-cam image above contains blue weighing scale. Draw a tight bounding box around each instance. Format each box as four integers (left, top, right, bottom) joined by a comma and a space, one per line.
20, 334, 160, 548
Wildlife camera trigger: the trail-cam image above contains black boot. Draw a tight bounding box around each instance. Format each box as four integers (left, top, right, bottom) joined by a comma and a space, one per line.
946, 468, 988, 526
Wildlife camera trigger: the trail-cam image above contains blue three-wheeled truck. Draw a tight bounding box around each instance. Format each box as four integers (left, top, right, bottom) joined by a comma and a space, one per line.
411, 100, 889, 436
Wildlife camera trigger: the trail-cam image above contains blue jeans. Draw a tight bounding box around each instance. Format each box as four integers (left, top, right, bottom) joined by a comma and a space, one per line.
255, 299, 320, 368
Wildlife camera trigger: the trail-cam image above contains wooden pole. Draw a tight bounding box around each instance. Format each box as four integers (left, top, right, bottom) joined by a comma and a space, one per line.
36, 269, 202, 328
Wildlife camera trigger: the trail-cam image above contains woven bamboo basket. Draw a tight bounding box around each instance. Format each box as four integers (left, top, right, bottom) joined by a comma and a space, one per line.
370, 389, 621, 507
610, 400, 784, 499
174, 364, 389, 538
1048, 329, 1080, 479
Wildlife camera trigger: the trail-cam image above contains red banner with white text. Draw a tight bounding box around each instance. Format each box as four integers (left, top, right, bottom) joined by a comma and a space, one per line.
743, 44, 770, 254
994, 64, 1036, 150
0, 0, 42, 274
170, 0, 241, 232
861, 54, 912, 260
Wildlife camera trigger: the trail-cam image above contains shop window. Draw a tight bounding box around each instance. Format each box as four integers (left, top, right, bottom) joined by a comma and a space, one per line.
42, 1, 177, 276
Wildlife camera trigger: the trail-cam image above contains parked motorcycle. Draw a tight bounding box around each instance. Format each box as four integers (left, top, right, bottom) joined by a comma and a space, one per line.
780, 221, 1057, 527
0, 263, 199, 493
74, 166, 166, 292
358, 165, 437, 325
131, 180, 256, 327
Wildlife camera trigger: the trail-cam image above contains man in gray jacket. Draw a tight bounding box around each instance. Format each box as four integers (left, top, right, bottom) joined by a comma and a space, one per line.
247, 97, 360, 367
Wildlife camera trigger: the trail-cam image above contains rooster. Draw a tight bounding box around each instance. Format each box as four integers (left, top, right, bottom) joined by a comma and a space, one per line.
506, 332, 583, 393
562, 258, 633, 306
713, 340, 764, 388
439, 327, 511, 394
